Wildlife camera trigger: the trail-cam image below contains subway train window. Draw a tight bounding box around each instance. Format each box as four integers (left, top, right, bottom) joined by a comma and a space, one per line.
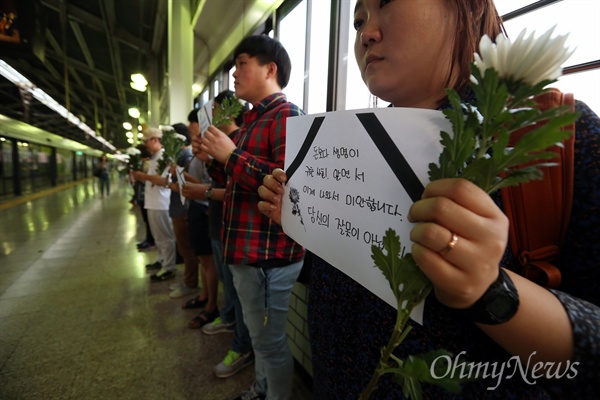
56, 148, 73, 185
0, 137, 14, 197
279, 0, 307, 110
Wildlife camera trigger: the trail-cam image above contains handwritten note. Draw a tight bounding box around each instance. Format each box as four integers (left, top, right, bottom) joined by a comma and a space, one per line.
283, 108, 450, 324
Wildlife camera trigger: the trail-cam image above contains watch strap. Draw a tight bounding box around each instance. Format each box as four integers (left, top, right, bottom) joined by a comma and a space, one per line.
450, 269, 520, 325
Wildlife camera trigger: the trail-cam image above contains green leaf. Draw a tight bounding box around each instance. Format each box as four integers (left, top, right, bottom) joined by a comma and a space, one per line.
212, 96, 243, 127
371, 229, 432, 310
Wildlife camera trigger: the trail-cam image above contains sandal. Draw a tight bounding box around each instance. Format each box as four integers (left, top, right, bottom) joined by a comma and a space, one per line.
182, 296, 208, 310
188, 309, 220, 329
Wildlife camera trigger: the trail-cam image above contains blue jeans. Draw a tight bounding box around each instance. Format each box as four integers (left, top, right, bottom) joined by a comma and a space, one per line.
231, 260, 303, 400
212, 240, 252, 354
99, 175, 110, 196
212, 239, 234, 321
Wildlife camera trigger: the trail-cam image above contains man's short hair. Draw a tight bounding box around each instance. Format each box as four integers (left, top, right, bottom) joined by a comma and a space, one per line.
171, 123, 191, 146
187, 109, 199, 123
233, 35, 291, 89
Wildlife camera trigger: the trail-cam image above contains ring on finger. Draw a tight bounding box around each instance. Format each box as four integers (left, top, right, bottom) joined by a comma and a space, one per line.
439, 232, 458, 255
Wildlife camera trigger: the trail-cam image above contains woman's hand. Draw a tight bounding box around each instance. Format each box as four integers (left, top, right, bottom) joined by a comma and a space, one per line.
257, 168, 287, 226
408, 178, 509, 310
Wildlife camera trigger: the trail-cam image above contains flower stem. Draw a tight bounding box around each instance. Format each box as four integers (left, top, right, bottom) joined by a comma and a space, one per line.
359, 311, 411, 400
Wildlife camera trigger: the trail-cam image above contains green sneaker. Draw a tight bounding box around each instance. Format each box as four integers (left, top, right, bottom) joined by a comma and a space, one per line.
213, 350, 254, 378
201, 316, 235, 335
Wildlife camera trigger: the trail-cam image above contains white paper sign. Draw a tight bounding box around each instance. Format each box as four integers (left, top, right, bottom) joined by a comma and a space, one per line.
282, 107, 450, 324
176, 166, 186, 205
199, 100, 213, 135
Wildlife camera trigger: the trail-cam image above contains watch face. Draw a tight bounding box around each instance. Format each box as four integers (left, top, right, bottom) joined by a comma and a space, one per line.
488, 293, 518, 320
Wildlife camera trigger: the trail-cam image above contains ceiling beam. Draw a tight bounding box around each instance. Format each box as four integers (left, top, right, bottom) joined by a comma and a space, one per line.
41, 0, 151, 53
99, 0, 126, 111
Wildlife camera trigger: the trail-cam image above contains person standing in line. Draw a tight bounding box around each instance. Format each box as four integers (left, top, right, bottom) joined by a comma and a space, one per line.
132, 127, 177, 282
193, 35, 304, 400
133, 144, 157, 253
164, 123, 200, 296
96, 153, 110, 197
183, 91, 254, 379
178, 112, 220, 328
257, 1, 600, 398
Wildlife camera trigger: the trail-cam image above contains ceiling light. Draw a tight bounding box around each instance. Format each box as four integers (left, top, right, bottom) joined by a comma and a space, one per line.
123, 122, 133, 130
126, 131, 133, 138
131, 73, 148, 86
138, 125, 142, 131
128, 108, 141, 119
130, 73, 148, 92
130, 81, 147, 92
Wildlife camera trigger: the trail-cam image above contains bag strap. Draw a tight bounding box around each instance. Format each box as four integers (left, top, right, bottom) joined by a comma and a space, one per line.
500, 88, 575, 288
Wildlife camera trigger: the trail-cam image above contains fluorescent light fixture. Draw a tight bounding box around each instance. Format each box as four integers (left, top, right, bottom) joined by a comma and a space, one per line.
123, 122, 133, 130
130, 81, 147, 92
131, 73, 148, 86
0, 59, 116, 151
128, 108, 141, 118
130, 73, 148, 92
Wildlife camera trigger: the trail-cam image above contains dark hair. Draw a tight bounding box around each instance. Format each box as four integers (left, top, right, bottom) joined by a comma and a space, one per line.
136, 144, 151, 158
187, 109, 199, 123
214, 89, 250, 127
171, 123, 191, 146
448, 0, 505, 95
233, 35, 291, 89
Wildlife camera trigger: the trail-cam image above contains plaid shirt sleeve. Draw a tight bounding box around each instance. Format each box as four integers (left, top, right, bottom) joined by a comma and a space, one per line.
224, 102, 303, 190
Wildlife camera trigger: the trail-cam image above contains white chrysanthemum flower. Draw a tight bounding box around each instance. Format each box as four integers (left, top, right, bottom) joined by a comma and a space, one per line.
175, 134, 187, 142
126, 147, 141, 155
473, 26, 574, 86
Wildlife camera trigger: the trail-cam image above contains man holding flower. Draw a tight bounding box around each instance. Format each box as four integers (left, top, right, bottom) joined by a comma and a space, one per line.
132, 127, 177, 282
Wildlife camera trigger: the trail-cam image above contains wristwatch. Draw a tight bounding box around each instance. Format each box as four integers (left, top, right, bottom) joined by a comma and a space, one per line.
205, 187, 213, 200
451, 269, 520, 325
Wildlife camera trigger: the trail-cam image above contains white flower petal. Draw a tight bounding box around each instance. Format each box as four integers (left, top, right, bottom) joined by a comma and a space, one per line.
474, 26, 571, 86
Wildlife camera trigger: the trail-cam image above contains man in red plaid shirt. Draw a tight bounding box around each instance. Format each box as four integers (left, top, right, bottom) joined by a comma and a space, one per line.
192, 35, 304, 400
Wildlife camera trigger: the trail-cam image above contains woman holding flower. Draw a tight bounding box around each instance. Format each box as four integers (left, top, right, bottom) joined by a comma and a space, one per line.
258, 0, 600, 398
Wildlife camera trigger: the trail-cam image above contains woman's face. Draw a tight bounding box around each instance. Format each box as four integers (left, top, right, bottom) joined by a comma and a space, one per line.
354, 0, 457, 109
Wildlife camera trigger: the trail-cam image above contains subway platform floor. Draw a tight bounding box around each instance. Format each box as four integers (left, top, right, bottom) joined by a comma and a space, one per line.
0, 178, 313, 400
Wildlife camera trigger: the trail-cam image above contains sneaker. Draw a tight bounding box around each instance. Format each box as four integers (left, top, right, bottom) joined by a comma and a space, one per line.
169, 282, 183, 291
138, 242, 157, 252
169, 285, 198, 298
150, 269, 176, 282
202, 317, 235, 335
214, 350, 254, 378
145, 261, 162, 270
231, 386, 264, 400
